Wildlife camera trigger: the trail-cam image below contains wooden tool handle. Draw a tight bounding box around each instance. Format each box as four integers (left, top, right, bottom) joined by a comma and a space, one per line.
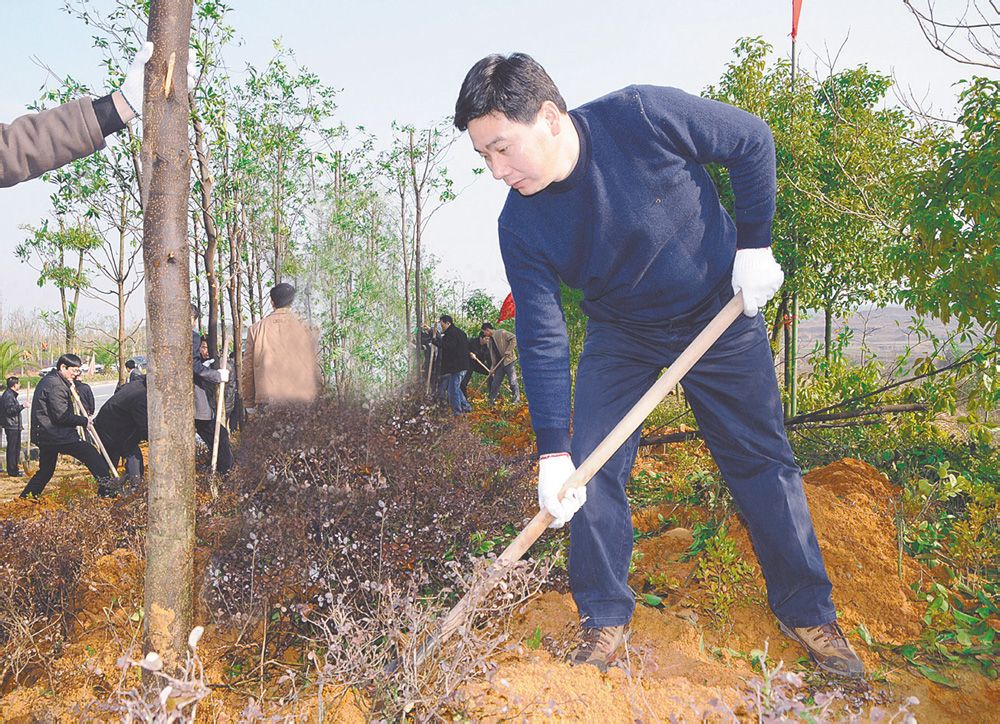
422, 292, 745, 657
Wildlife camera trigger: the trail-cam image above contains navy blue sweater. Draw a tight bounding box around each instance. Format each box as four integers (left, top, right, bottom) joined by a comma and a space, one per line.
498, 85, 776, 455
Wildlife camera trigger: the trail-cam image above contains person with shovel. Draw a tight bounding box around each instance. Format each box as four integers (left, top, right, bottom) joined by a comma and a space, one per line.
453, 53, 863, 678
195, 336, 233, 474
481, 322, 520, 405
19, 354, 117, 498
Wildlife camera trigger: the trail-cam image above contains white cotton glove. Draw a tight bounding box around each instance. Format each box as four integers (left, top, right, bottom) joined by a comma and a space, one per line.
732, 247, 784, 318
218, 369, 230, 383
202, 359, 215, 368
538, 453, 586, 529
119, 41, 154, 117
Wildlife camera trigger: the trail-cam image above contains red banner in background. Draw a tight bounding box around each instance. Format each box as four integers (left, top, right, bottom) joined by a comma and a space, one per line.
792, 0, 804, 40
498, 293, 516, 323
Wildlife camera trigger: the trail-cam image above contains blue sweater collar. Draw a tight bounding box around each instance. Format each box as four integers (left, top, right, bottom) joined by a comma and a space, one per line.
546, 112, 590, 194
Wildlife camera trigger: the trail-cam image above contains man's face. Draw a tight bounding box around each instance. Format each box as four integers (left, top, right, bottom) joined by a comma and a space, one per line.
439, 320, 451, 331
199, 341, 209, 359
467, 106, 562, 196
58, 365, 81, 382
482, 328, 493, 338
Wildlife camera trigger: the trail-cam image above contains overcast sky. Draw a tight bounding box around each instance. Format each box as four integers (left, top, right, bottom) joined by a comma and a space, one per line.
1, 1, 994, 325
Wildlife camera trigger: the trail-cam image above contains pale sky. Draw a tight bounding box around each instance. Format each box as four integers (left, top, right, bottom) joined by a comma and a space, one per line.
1, 1, 994, 324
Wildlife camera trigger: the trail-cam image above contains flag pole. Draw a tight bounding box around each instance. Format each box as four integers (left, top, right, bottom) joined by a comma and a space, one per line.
786, 0, 802, 417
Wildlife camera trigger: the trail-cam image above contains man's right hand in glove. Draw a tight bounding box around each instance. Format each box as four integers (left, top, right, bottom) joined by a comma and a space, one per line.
538, 452, 586, 529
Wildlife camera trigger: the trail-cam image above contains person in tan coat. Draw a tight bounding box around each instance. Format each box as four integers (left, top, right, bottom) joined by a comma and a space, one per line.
1, 43, 152, 188
241, 283, 321, 408
482, 322, 521, 405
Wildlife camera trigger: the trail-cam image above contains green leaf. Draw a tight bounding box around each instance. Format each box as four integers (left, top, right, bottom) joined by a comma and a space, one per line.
526, 625, 542, 650
856, 623, 874, 646
643, 593, 664, 608
913, 663, 958, 688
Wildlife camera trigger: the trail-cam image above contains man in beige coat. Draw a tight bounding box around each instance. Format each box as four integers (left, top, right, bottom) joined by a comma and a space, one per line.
241, 283, 321, 408
1, 43, 152, 188
482, 322, 520, 405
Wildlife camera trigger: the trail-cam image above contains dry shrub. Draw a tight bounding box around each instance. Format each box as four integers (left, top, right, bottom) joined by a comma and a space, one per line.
206, 394, 543, 717
208, 394, 533, 626
295, 557, 551, 721
0, 494, 144, 690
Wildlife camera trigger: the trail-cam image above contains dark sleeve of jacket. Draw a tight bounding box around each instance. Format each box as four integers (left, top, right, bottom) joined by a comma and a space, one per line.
1, 389, 22, 429
0, 96, 125, 189
76, 382, 96, 415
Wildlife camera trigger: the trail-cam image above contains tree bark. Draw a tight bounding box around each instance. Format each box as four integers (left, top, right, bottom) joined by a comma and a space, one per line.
191, 99, 221, 360
118, 196, 128, 387
141, 0, 196, 672
824, 304, 833, 366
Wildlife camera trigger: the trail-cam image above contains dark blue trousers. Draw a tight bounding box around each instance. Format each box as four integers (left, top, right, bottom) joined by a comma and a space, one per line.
569, 286, 835, 629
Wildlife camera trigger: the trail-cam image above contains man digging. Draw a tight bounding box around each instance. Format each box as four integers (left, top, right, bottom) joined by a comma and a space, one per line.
453, 53, 863, 678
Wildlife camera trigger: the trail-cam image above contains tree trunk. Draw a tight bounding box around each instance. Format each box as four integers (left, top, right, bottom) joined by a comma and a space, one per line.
118, 197, 128, 387
192, 210, 202, 328
409, 131, 424, 377
191, 100, 221, 361
824, 304, 833, 367
141, 0, 196, 672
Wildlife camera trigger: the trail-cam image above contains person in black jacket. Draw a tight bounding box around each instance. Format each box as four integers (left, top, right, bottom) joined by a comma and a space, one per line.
95, 374, 148, 485
428, 315, 472, 414
2, 376, 27, 476
115, 359, 144, 392
19, 354, 116, 498
461, 331, 491, 401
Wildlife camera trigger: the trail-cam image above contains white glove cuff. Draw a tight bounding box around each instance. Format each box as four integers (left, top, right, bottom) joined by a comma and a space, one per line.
733, 246, 778, 275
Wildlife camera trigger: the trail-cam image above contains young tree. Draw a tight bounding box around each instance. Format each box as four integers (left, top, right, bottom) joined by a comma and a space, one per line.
141, 0, 196, 671
382, 119, 458, 377
17, 219, 101, 352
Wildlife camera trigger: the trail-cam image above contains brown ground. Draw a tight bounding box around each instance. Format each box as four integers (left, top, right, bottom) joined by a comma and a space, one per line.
0, 451, 996, 721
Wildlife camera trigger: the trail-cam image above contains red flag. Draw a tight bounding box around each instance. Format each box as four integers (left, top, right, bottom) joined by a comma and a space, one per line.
497, 292, 516, 323
791, 0, 804, 40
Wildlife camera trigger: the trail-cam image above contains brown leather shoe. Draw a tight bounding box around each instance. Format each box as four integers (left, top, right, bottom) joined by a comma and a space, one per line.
569, 625, 628, 672
779, 620, 865, 678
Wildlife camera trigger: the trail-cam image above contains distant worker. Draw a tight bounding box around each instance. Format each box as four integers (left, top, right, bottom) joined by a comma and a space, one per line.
195, 336, 233, 474
462, 331, 491, 400
2, 376, 27, 477
428, 315, 472, 414
126, 358, 143, 383
482, 322, 520, 405
95, 374, 148, 486
241, 283, 321, 408
1, 43, 152, 188
19, 354, 116, 498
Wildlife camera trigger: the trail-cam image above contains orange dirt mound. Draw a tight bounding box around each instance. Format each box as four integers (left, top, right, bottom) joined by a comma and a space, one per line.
725, 458, 924, 649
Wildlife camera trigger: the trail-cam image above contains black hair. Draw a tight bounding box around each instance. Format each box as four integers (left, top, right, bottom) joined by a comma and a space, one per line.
481, 322, 495, 330
270, 282, 296, 309
57, 353, 83, 370
6, 376, 18, 389
125, 359, 136, 370
454, 53, 567, 131
439, 314, 454, 325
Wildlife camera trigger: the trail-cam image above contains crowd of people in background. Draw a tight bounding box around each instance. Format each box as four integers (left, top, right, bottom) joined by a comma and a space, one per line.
421, 315, 520, 415
5, 282, 322, 500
